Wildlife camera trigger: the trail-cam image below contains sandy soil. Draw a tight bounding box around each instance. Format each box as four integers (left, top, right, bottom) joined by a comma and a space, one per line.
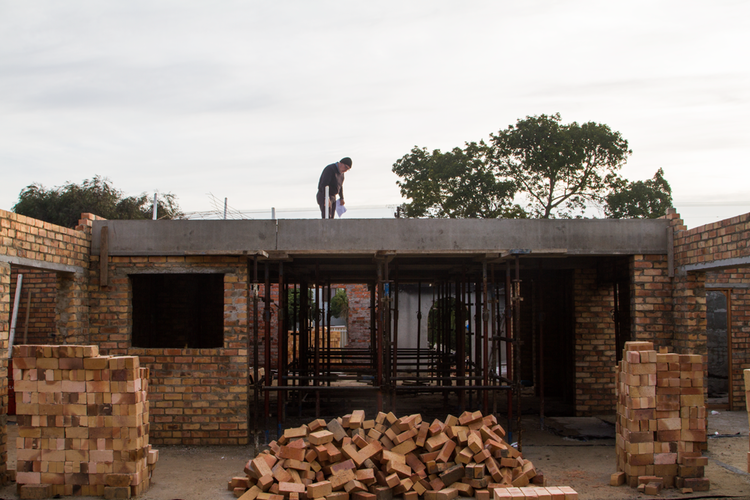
1, 411, 749, 500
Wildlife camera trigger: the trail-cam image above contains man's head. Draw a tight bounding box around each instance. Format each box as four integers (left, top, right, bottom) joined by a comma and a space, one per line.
339, 157, 352, 172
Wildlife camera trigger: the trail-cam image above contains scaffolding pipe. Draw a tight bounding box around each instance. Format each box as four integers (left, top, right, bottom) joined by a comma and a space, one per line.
383, 259, 391, 400
376, 264, 383, 412
539, 271, 545, 430
490, 265, 498, 415
514, 255, 522, 451
8, 274, 23, 359
326, 280, 331, 387
277, 262, 285, 425
23, 287, 31, 345
250, 257, 259, 451
314, 265, 320, 417
506, 261, 513, 442
417, 281, 422, 381
457, 273, 466, 412
482, 261, 489, 414
264, 262, 271, 426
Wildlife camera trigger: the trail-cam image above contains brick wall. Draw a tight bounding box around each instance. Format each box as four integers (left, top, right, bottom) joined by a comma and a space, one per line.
630, 254, 673, 349
88, 255, 250, 445
0, 210, 92, 269
670, 210, 749, 355
0, 262, 9, 484
674, 212, 750, 268
0, 209, 93, 482
345, 284, 371, 347
573, 268, 617, 414
9, 268, 57, 345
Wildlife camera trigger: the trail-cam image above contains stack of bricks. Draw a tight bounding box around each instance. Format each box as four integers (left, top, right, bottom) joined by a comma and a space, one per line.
229, 410, 579, 500
12, 344, 159, 499
613, 341, 709, 493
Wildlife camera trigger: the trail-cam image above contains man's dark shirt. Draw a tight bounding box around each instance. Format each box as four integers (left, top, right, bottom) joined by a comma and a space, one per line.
317, 162, 345, 202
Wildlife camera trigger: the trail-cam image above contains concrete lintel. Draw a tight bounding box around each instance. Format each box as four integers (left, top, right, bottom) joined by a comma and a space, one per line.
706, 283, 750, 289
500, 248, 567, 259
183, 250, 269, 257
681, 255, 750, 274
0, 254, 83, 275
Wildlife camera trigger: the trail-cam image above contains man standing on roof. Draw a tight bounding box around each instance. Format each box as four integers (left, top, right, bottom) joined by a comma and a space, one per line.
316, 157, 352, 219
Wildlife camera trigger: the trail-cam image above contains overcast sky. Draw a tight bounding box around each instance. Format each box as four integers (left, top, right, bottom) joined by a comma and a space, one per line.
1, 1, 748, 227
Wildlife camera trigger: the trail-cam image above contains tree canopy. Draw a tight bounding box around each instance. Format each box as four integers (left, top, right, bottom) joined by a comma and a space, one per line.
392, 143, 525, 219
329, 289, 349, 319
605, 168, 673, 219
392, 113, 663, 219
489, 113, 632, 218
12, 176, 182, 228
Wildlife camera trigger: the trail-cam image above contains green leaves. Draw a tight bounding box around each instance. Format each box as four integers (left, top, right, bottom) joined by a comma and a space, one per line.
12, 175, 182, 228
605, 168, 673, 219
329, 289, 349, 319
392, 113, 672, 220
392, 143, 524, 219
489, 113, 632, 218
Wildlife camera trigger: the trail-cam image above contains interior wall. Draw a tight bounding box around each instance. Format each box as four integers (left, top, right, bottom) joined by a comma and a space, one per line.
394, 283, 434, 352
573, 267, 618, 415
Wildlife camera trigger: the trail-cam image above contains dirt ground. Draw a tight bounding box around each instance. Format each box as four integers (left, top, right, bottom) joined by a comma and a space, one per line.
2, 410, 750, 500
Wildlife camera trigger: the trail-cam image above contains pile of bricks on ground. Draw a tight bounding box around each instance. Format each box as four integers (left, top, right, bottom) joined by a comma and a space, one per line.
612, 341, 709, 495
230, 410, 579, 500
12, 345, 159, 500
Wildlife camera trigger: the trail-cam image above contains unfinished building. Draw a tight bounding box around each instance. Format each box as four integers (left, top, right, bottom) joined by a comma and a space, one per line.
1, 207, 748, 469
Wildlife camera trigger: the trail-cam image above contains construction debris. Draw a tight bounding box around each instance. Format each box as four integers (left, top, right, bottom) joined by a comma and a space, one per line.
12, 345, 158, 499
614, 341, 710, 492
231, 411, 579, 500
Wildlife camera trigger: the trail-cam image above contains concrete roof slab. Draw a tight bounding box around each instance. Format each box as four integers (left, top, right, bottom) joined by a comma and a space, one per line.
92, 218, 669, 257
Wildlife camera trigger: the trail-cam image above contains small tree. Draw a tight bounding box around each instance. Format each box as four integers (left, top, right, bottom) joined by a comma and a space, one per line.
392, 143, 525, 219
286, 287, 313, 327
489, 113, 632, 218
12, 176, 182, 228
605, 168, 673, 219
329, 289, 349, 320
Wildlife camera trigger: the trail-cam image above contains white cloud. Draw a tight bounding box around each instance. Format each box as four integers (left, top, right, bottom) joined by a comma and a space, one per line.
1, 0, 748, 227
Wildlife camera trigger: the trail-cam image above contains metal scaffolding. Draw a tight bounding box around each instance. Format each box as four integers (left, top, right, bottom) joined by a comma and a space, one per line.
247, 253, 525, 447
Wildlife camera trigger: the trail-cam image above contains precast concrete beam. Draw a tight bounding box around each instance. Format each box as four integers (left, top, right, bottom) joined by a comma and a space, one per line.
92, 218, 669, 257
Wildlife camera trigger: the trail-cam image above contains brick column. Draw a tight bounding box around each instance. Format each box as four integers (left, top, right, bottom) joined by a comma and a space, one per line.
671, 272, 707, 355
55, 272, 89, 345
573, 268, 617, 415
669, 209, 707, 356
630, 254, 673, 349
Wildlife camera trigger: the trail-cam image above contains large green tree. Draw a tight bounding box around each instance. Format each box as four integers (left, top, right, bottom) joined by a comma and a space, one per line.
392, 142, 525, 218
605, 168, 672, 218
489, 113, 632, 218
12, 176, 182, 228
